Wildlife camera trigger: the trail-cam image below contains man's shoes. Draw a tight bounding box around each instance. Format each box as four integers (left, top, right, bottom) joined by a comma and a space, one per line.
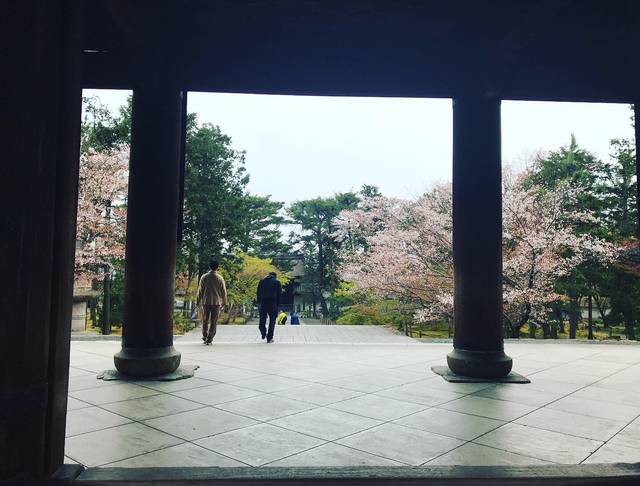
261, 334, 266, 340
267, 339, 274, 343
205, 338, 213, 345
202, 336, 207, 344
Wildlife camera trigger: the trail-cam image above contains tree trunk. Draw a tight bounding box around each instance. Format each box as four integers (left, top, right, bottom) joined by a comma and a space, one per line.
552, 305, 565, 333
541, 322, 551, 339
101, 271, 111, 335
319, 294, 329, 318
623, 304, 635, 340
587, 295, 594, 340
594, 295, 609, 328
224, 304, 239, 324
568, 293, 579, 339
90, 298, 97, 327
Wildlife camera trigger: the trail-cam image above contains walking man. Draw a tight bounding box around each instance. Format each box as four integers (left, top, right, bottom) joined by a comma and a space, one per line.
197, 259, 228, 345
257, 271, 281, 343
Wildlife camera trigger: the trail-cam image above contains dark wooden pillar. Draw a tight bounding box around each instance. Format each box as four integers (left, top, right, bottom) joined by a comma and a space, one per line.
1, 0, 82, 482
447, 96, 513, 379
113, 86, 183, 376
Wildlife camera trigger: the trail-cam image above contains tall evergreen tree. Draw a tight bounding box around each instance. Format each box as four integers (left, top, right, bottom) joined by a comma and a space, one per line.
288, 193, 359, 317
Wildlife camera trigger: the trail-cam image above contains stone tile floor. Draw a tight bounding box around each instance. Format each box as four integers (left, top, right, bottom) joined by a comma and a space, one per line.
64, 326, 640, 468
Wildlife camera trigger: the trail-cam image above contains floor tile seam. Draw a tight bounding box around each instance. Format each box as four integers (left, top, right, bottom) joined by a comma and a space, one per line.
268, 389, 367, 407
67, 381, 139, 394
224, 378, 322, 393
453, 373, 627, 454
87, 401, 209, 430
551, 359, 640, 414
259, 417, 381, 444
192, 418, 364, 460
67, 379, 122, 392
560, 348, 639, 368
211, 377, 422, 409
388, 413, 507, 442
580, 410, 640, 463
85, 409, 207, 455
356, 381, 483, 413
210, 397, 430, 444
470, 431, 593, 464
497, 357, 640, 427
132, 378, 225, 393
512, 359, 579, 376
66, 396, 96, 409
321, 403, 448, 439
258, 439, 407, 467
69, 348, 122, 360
208, 400, 317, 424
512, 415, 628, 443
445, 439, 564, 466
468, 389, 566, 408
579, 439, 619, 465
167, 384, 262, 404
67, 392, 164, 407
322, 380, 425, 395
371, 389, 467, 407
321, 439, 416, 466
68, 365, 104, 376
102, 439, 253, 468
320, 373, 468, 397
68, 434, 187, 468
434, 399, 541, 430
168, 386, 318, 408
323, 395, 431, 420
68, 388, 167, 406
418, 438, 556, 467
139, 412, 261, 446
62, 451, 87, 467
502, 419, 607, 446
65, 417, 135, 439
210, 368, 335, 384
523, 348, 611, 376
562, 391, 640, 410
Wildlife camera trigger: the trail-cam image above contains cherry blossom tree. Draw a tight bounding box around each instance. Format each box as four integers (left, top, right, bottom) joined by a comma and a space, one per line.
502, 169, 617, 337
337, 170, 617, 337
337, 185, 454, 324
75, 146, 128, 283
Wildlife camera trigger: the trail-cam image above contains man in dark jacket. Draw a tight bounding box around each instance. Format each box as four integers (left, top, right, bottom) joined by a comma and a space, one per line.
257, 271, 281, 343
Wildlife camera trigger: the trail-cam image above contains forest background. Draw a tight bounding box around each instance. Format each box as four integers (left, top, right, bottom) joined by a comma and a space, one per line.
75, 96, 639, 340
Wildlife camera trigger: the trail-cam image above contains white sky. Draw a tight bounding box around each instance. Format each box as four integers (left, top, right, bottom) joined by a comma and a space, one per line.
85, 89, 634, 204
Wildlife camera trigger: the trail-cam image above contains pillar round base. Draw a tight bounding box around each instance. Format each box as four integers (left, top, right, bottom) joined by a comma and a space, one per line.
114, 346, 181, 377
447, 348, 513, 379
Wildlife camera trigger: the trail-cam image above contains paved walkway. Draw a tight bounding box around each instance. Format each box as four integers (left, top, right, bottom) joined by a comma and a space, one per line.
180, 323, 415, 343
64, 339, 640, 468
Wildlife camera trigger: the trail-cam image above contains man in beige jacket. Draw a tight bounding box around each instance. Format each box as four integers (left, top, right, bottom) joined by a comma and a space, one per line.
197, 259, 228, 345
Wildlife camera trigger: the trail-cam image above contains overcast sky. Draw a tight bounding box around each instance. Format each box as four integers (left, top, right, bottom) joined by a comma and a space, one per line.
85, 89, 634, 204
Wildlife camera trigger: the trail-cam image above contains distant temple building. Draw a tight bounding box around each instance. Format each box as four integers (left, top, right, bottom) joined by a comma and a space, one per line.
273, 255, 323, 316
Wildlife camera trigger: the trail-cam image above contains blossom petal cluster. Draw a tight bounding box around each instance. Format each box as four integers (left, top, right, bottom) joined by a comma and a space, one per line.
75, 146, 129, 281
337, 170, 617, 328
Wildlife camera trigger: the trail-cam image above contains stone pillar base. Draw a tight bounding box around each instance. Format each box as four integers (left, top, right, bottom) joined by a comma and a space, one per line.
114, 346, 181, 377
447, 348, 512, 379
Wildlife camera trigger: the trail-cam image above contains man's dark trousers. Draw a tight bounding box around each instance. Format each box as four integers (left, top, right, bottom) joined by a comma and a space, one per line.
259, 300, 278, 341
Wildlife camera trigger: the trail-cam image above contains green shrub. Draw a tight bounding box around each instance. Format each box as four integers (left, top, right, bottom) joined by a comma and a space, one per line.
173, 312, 196, 334
336, 302, 411, 329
